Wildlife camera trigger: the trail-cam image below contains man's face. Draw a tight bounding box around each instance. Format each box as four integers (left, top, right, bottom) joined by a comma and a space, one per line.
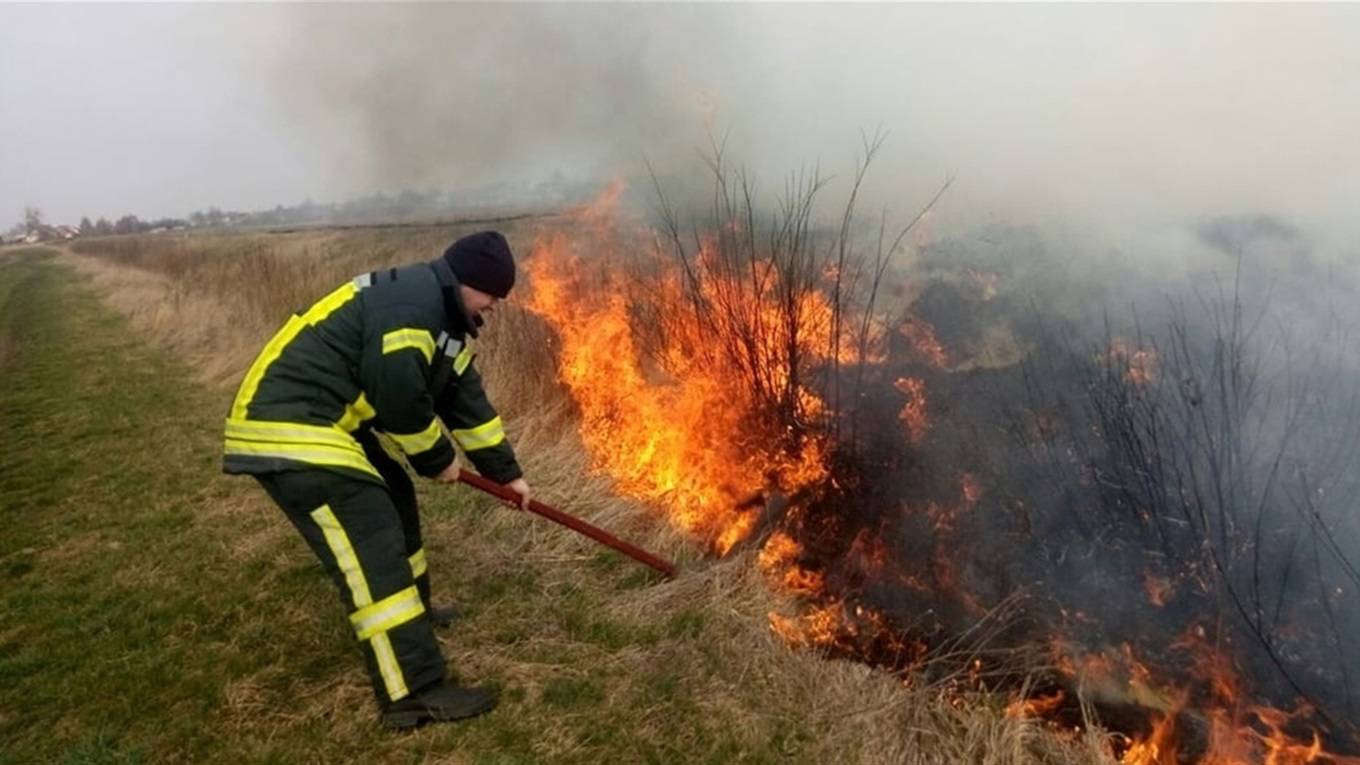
460, 284, 500, 319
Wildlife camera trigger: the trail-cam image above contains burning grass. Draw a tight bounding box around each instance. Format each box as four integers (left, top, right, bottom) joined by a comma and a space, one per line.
523, 218, 834, 555
507, 163, 1360, 762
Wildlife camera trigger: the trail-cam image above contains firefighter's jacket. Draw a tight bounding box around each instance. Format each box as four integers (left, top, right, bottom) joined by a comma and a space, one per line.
223, 257, 522, 485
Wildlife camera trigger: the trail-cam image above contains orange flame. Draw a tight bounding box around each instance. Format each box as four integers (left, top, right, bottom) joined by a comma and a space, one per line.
1143, 573, 1175, 608
1005, 690, 1066, 720
758, 531, 801, 572
1122, 711, 1180, 765
757, 530, 827, 596
897, 315, 950, 369
524, 184, 835, 554
768, 602, 847, 650
893, 376, 930, 443
960, 472, 984, 504
1107, 338, 1159, 386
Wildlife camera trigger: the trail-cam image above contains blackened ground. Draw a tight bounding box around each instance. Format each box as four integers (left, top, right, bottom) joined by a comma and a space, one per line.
764, 222, 1360, 757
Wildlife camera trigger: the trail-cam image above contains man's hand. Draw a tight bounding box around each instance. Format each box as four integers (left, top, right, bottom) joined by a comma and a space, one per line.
504, 477, 532, 511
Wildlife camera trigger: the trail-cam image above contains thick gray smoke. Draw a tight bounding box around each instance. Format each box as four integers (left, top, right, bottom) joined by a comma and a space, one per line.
269, 3, 1360, 242
270, 4, 737, 200
8, 4, 1357, 235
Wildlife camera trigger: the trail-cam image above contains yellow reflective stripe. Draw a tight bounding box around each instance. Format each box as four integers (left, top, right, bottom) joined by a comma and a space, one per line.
229, 282, 359, 419
225, 418, 363, 451
409, 549, 427, 578
372, 634, 408, 700
335, 392, 376, 433
452, 344, 474, 376
387, 418, 444, 455
349, 585, 424, 641
224, 439, 381, 479
310, 504, 373, 606
230, 316, 304, 420
450, 416, 505, 452
310, 504, 410, 701
382, 328, 436, 364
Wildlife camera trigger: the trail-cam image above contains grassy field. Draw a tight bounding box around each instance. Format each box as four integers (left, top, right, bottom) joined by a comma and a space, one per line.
0, 240, 1113, 764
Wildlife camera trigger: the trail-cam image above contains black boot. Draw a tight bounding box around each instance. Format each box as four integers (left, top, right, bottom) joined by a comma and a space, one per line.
383, 682, 498, 729
428, 603, 462, 629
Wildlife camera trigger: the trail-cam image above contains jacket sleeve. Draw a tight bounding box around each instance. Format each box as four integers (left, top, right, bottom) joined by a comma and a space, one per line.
435, 349, 523, 484
358, 316, 457, 478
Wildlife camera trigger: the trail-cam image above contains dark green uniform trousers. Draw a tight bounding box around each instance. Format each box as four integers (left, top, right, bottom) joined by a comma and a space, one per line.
354, 432, 435, 607
256, 446, 444, 706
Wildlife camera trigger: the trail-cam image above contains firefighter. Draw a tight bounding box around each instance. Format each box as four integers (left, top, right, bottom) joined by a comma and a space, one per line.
223, 230, 531, 728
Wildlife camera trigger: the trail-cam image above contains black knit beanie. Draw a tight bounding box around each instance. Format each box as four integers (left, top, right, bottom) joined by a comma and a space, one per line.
442, 231, 516, 298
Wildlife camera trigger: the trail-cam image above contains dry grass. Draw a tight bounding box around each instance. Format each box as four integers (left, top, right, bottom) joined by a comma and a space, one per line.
58, 228, 1122, 764
67, 224, 550, 385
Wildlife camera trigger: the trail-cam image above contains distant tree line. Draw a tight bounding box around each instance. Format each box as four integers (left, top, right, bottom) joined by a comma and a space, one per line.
8, 173, 595, 242
78, 214, 190, 236
176, 179, 594, 231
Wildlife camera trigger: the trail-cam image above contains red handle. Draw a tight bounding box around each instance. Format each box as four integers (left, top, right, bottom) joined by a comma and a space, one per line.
456, 469, 677, 579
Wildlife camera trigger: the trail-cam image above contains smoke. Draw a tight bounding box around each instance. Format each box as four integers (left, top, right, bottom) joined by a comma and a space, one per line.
269, 3, 1360, 240
270, 5, 736, 198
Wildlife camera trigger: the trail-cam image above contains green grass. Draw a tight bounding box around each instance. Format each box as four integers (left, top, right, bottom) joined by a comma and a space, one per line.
0, 249, 828, 763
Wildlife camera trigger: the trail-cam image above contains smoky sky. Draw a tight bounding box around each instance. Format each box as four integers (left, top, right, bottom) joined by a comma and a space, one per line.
3, 3, 1359, 237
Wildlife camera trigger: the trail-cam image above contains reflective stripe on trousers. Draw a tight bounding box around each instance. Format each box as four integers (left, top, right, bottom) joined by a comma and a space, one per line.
310, 504, 423, 700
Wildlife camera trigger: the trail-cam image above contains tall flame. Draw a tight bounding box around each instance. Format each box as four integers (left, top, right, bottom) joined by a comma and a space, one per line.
523, 185, 834, 554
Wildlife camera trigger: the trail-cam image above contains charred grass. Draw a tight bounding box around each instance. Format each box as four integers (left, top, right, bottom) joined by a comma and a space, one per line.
0, 234, 1123, 763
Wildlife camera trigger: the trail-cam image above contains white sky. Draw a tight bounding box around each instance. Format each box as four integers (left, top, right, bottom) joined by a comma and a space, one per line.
2, 3, 1358, 235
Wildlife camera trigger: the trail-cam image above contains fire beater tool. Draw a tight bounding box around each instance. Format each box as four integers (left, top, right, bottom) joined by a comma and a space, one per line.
456, 469, 677, 579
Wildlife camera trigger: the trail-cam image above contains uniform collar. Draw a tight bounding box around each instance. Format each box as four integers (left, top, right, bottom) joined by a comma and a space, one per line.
430, 257, 481, 338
